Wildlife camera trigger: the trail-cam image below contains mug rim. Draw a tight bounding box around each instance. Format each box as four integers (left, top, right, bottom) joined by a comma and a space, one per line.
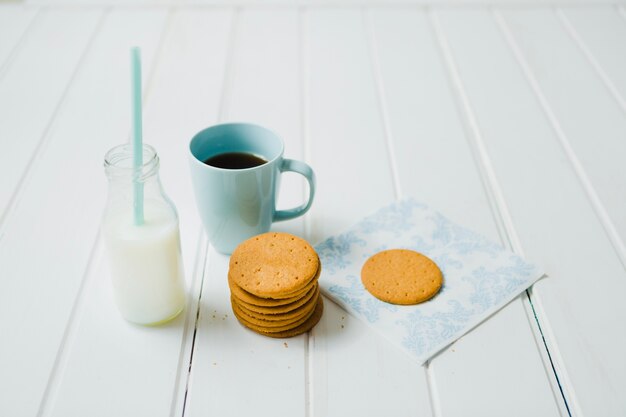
189, 122, 284, 172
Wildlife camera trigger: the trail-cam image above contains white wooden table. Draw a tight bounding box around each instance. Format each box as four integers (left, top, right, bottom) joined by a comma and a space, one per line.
1, 1, 625, 416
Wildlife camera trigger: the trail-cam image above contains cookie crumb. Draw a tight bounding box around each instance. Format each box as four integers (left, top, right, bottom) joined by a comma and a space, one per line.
283, 342, 288, 348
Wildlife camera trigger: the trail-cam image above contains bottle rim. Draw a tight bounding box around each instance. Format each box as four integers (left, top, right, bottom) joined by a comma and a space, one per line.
104, 143, 159, 181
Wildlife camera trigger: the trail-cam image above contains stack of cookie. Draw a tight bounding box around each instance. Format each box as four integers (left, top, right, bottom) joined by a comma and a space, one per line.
228, 232, 324, 338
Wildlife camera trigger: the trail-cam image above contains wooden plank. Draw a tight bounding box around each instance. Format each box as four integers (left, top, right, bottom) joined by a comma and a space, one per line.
184, 9, 310, 417
0, 8, 167, 417
502, 8, 626, 266
368, 8, 562, 416
0, 8, 101, 223
437, 8, 626, 416
306, 9, 432, 416
0, 6, 38, 71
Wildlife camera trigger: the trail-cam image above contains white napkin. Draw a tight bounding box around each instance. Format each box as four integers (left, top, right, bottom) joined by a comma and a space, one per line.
315, 198, 544, 365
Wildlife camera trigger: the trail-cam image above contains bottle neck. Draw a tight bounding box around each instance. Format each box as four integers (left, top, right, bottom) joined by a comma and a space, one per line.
103, 143, 178, 223
104, 143, 160, 183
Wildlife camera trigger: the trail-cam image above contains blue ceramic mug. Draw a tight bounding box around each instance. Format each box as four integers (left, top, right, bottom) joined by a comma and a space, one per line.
189, 123, 316, 254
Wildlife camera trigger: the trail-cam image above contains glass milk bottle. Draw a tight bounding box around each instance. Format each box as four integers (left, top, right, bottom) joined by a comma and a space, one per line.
102, 144, 186, 325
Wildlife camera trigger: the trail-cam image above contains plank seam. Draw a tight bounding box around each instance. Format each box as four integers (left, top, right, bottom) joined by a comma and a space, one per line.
428, 10, 517, 253
304, 326, 312, 417
153, 9, 209, 414
140, 7, 177, 110
493, 9, 592, 415
36, 237, 104, 417
495, 9, 626, 269
180, 8, 239, 416
300, 6, 312, 241
218, 7, 240, 122
365, 7, 442, 416
552, 9, 626, 268
429, 7, 571, 416
0, 8, 107, 236
424, 360, 443, 417
363, 7, 403, 201
169, 233, 207, 417
427, 9, 526, 416
180, 237, 210, 417
555, 8, 626, 114
553, 8, 626, 268
0, 7, 41, 81
523, 287, 573, 417
299, 7, 315, 417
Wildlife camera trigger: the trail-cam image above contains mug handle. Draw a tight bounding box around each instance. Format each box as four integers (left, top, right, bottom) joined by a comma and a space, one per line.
274, 159, 316, 222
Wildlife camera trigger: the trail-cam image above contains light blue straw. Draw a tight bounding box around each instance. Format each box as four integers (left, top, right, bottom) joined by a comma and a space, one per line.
131, 47, 144, 226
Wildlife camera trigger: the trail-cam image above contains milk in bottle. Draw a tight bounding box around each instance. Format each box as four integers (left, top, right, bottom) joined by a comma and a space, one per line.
102, 144, 186, 325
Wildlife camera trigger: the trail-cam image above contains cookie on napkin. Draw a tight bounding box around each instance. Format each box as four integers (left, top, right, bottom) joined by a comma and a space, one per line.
361, 249, 443, 305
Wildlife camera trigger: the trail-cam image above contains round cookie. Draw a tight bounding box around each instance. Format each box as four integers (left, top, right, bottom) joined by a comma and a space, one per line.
259, 296, 324, 338
234, 296, 324, 338
227, 264, 320, 307
361, 249, 443, 305
230, 232, 320, 298
231, 295, 317, 331
232, 296, 314, 327
235, 287, 320, 320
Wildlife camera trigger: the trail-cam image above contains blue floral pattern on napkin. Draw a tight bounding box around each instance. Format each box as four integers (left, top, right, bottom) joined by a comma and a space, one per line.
315, 198, 544, 365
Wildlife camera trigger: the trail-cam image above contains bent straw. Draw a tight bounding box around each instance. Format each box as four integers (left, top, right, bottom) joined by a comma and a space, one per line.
131, 47, 144, 226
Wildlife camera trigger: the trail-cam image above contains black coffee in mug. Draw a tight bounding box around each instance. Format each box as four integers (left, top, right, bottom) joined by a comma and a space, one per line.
189, 123, 316, 254
203, 152, 268, 169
